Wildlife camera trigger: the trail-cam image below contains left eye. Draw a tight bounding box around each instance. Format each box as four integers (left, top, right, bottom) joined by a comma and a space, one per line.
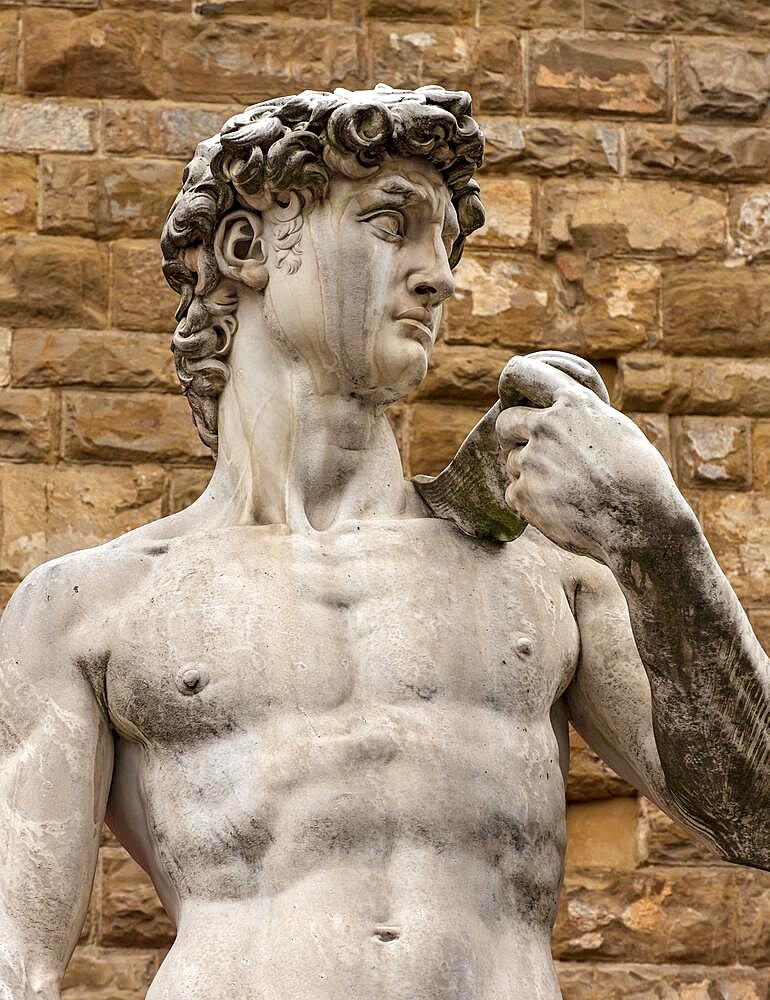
366, 212, 404, 240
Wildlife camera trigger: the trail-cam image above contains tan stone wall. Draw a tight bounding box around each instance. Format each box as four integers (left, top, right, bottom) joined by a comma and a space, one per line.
1, 0, 769, 995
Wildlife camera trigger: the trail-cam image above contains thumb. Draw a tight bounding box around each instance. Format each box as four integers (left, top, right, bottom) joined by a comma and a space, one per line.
498, 355, 589, 409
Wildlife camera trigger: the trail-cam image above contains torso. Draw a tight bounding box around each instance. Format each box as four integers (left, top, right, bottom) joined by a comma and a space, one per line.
73, 516, 582, 1000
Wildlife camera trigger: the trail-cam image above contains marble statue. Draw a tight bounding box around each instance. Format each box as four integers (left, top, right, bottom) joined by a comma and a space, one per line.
1, 84, 768, 1000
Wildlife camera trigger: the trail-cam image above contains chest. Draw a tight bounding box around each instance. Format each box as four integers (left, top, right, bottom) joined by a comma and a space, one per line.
103, 524, 579, 745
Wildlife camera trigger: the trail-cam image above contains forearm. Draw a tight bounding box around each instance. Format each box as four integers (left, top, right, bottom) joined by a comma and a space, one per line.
607, 504, 770, 868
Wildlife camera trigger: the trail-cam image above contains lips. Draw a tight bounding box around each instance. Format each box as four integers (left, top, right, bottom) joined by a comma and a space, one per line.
396, 307, 434, 346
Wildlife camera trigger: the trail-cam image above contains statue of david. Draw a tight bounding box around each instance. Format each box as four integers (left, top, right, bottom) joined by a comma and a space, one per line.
1, 84, 768, 1000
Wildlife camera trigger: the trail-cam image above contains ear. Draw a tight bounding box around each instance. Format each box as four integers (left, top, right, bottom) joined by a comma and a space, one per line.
214, 210, 268, 291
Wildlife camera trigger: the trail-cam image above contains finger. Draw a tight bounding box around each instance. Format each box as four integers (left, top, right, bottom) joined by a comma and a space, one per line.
504, 478, 527, 515
526, 351, 610, 405
506, 447, 522, 478
499, 356, 586, 409
496, 405, 540, 450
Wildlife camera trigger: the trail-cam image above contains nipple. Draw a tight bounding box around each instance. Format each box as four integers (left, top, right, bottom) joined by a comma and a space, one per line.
515, 637, 534, 657
176, 664, 209, 696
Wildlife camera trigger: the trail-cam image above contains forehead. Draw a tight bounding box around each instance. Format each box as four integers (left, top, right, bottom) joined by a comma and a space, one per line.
331, 157, 457, 222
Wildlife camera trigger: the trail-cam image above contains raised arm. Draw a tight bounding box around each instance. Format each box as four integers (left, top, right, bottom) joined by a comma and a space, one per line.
496, 355, 770, 870
0, 563, 113, 999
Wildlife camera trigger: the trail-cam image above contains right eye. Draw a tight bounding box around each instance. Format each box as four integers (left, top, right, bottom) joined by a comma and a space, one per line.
364, 211, 404, 242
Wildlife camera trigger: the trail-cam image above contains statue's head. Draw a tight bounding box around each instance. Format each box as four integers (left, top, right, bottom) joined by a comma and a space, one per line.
161, 84, 485, 452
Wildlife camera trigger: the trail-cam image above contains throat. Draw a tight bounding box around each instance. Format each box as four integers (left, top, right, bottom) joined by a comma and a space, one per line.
208, 378, 413, 531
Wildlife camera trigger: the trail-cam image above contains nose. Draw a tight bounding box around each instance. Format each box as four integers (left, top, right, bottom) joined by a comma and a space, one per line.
407, 243, 456, 306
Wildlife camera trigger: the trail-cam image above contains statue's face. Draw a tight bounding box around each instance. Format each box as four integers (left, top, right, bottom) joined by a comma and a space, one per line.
261, 157, 459, 403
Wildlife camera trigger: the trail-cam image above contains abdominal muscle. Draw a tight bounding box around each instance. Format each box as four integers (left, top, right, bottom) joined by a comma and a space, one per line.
147, 859, 563, 1000
137, 751, 567, 1000
111, 703, 570, 1000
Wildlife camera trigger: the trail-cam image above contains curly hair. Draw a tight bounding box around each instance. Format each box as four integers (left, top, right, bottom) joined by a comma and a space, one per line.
161, 83, 486, 452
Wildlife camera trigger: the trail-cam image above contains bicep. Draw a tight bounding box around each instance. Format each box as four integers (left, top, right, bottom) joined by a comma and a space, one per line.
0, 568, 113, 982
565, 562, 677, 812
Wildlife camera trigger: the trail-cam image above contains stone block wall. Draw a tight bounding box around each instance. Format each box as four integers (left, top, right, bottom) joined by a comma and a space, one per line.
0, 0, 768, 996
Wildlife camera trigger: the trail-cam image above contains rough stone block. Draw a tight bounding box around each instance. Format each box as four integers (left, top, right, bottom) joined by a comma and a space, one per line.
627, 124, 770, 183
731, 187, 770, 261
674, 415, 752, 489
661, 263, 770, 356
735, 867, 770, 967
364, 0, 474, 23
0, 154, 36, 232
589, 963, 770, 999
8, 0, 97, 6
551, 255, 660, 356
447, 253, 558, 350
752, 420, 770, 489
62, 947, 159, 1000
0, 12, 18, 93
0, 462, 166, 582
100, 849, 175, 948
0, 388, 53, 461
11, 329, 176, 391
0, 98, 97, 154
103, 101, 237, 158
40, 156, 182, 239
415, 343, 512, 405
480, 0, 578, 28
749, 608, 770, 652
369, 25, 522, 112
553, 866, 756, 964
162, 18, 363, 103
540, 179, 726, 258
700, 491, 770, 605
169, 466, 213, 513
103, 0, 187, 9
475, 28, 524, 113
370, 25, 473, 101
407, 401, 489, 478
195, 0, 327, 14
566, 728, 636, 802
555, 963, 594, 1000
0, 235, 107, 328
111, 240, 178, 333
46, 465, 166, 560
585, 0, 770, 34
637, 797, 723, 867
0, 329, 10, 387
618, 353, 770, 416
446, 252, 658, 358
479, 117, 620, 175
474, 178, 533, 249
678, 40, 770, 123
62, 390, 210, 464
528, 33, 669, 118
22, 10, 164, 99
565, 798, 639, 871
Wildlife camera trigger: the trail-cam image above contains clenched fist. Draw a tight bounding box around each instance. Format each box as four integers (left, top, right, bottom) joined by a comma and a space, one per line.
495, 351, 686, 566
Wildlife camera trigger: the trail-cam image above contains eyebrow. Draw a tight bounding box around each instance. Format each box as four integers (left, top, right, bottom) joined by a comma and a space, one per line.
370, 178, 425, 205
363, 178, 461, 242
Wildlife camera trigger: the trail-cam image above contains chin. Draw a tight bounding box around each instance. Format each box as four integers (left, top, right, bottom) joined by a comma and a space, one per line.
375, 341, 430, 403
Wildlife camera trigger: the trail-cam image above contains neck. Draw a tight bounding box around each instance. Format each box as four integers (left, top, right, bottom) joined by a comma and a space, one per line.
196, 300, 411, 532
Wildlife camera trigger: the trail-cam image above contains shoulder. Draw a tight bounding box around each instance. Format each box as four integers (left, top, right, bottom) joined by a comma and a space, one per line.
2, 529, 161, 642
498, 525, 621, 605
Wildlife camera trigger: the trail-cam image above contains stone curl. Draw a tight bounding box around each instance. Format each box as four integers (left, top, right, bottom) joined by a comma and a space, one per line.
161, 84, 486, 453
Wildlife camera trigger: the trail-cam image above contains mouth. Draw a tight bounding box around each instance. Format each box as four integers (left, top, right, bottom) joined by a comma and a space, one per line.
396, 309, 434, 349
